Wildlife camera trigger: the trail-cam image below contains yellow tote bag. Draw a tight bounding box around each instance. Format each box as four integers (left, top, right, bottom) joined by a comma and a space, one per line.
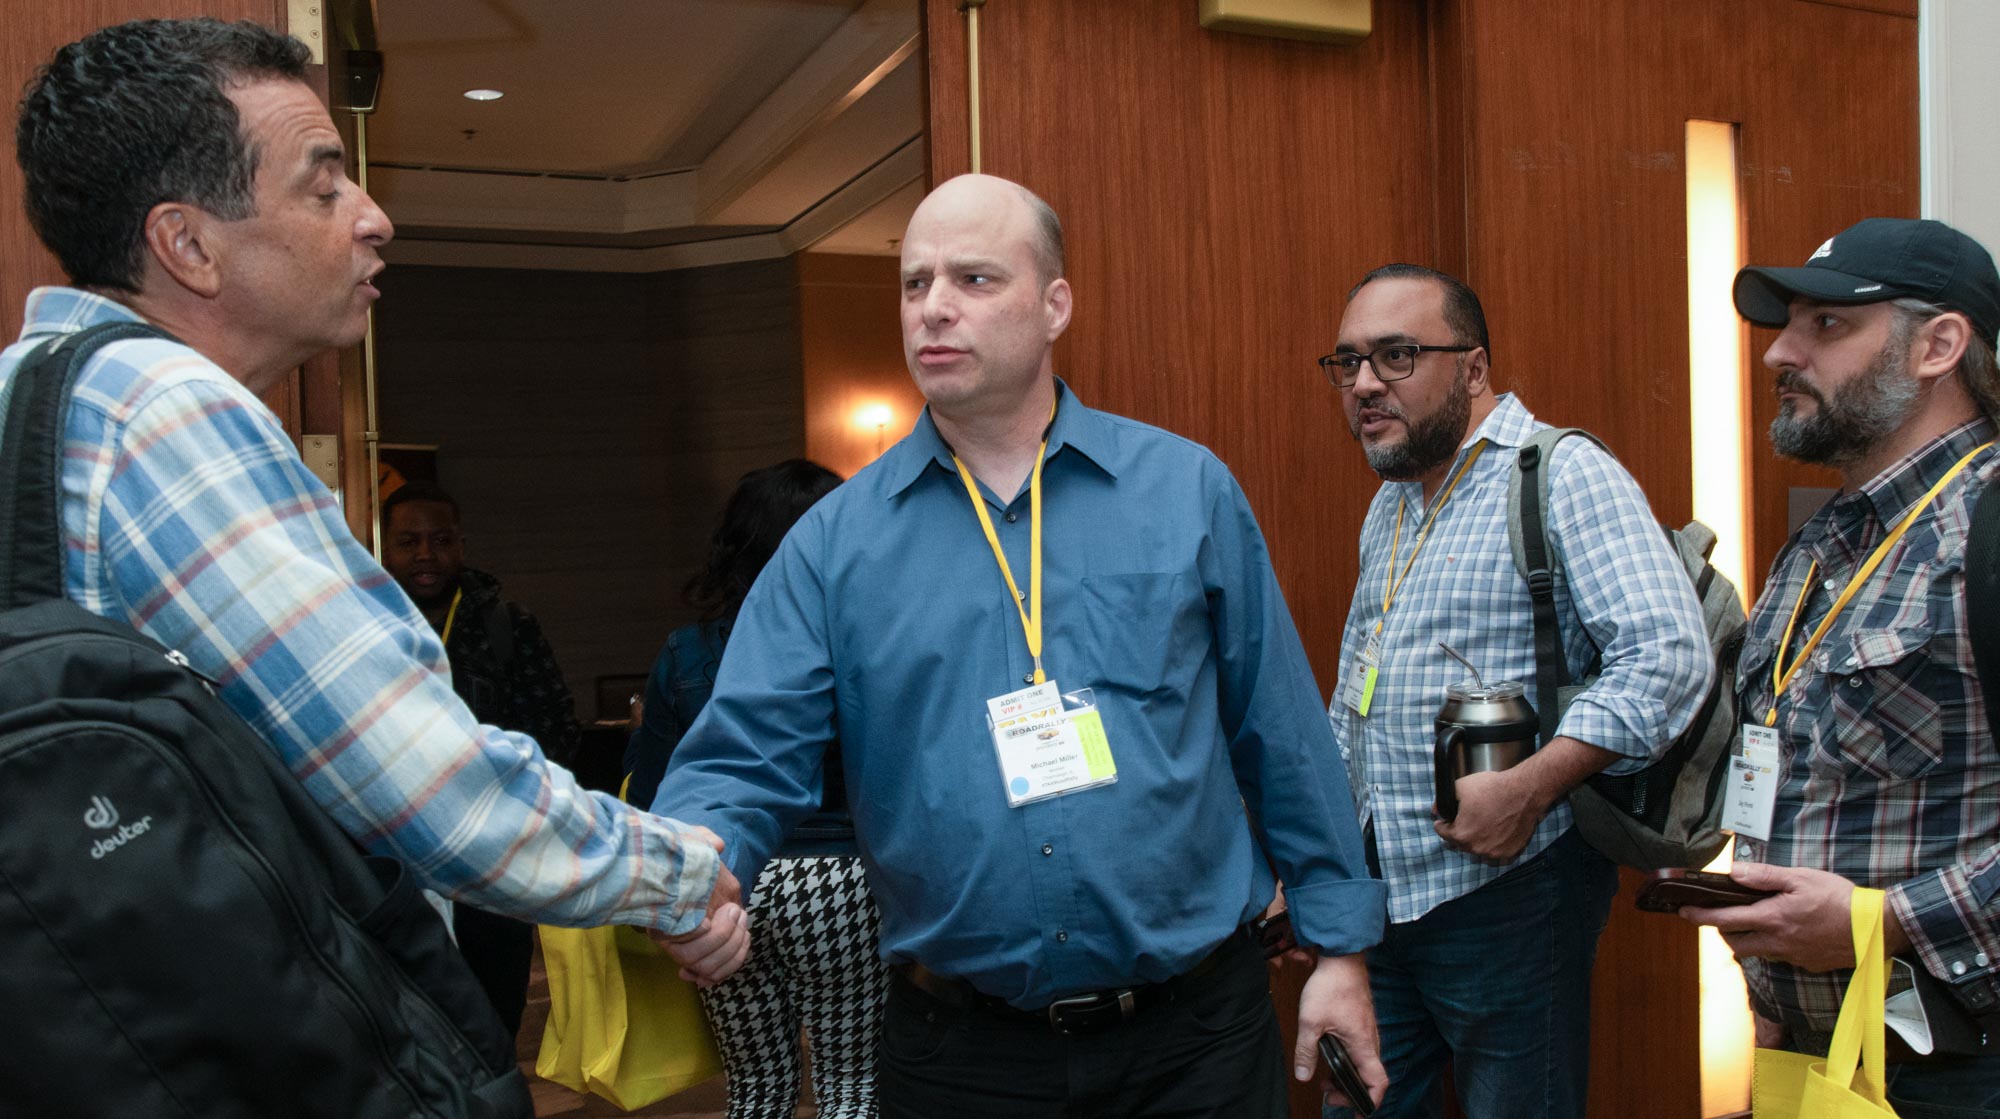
535, 922, 723, 1109
1751, 887, 1900, 1119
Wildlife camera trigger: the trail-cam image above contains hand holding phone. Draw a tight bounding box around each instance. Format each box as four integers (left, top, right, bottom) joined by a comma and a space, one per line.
1633, 869, 1777, 914
1252, 909, 1297, 959
1318, 1034, 1376, 1118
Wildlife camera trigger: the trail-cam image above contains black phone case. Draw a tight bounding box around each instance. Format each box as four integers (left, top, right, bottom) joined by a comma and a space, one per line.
1318, 1035, 1374, 1118
1633, 871, 1774, 913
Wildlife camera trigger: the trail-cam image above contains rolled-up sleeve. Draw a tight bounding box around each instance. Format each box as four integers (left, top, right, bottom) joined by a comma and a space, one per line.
1545, 440, 1715, 773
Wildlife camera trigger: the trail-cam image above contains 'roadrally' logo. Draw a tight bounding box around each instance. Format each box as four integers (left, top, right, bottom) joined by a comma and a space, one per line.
85, 796, 154, 860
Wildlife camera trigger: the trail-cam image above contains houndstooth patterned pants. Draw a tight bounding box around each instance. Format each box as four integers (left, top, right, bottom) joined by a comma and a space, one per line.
700, 854, 888, 1119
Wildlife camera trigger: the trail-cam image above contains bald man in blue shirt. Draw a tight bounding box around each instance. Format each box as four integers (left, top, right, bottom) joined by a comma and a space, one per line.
656, 173, 1385, 1118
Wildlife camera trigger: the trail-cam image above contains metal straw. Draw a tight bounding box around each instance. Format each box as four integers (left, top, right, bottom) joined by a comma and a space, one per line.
1438, 642, 1486, 690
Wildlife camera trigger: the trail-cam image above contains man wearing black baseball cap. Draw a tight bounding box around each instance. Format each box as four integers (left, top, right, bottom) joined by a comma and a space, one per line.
1684, 217, 2000, 1114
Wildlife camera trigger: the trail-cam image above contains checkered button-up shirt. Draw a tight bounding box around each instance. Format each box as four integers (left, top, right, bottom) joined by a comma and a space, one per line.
0, 287, 718, 934
1330, 394, 1713, 922
1738, 417, 2000, 1042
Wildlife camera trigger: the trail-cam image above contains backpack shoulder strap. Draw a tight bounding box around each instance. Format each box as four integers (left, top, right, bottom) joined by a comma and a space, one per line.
1506, 426, 1609, 746
1966, 478, 2000, 742
0, 321, 169, 609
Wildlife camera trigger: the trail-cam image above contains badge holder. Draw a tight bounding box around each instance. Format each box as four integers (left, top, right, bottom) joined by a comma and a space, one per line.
986, 681, 1119, 807
1722, 723, 1780, 844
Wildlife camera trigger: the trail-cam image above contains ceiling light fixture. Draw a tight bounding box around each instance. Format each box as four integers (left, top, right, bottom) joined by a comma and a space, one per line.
462, 89, 504, 101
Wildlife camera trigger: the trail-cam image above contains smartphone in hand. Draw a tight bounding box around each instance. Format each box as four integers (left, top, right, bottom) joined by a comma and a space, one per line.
1252, 909, 1296, 959
1633, 869, 1777, 914
1318, 1034, 1375, 1117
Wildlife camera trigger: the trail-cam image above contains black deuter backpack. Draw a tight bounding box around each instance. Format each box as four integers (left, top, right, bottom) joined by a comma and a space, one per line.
0, 323, 533, 1118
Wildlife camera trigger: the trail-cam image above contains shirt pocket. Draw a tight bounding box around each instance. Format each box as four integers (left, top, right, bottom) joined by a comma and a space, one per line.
1736, 636, 1777, 714
1816, 625, 1944, 781
1073, 572, 1199, 700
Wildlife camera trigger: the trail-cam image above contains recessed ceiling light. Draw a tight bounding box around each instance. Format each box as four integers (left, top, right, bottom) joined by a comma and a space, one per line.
462, 89, 504, 101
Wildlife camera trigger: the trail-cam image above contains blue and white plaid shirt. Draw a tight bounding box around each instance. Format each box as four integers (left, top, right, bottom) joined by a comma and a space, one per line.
0, 287, 719, 934
1329, 394, 1712, 922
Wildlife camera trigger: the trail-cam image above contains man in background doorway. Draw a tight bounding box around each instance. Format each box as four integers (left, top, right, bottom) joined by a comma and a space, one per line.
381, 480, 582, 1036
1686, 217, 2000, 1116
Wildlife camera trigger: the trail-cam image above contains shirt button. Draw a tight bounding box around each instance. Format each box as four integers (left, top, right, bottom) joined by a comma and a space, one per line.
1848, 677, 1863, 687
1042, 843, 1054, 856
1979, 952, 1992, 967
1056, 930, 1068, 943
1823, 579, 1837, 591
1005, 512, 1019, 523
1954, 960, 1969, 976
1024, 672, 1036, 684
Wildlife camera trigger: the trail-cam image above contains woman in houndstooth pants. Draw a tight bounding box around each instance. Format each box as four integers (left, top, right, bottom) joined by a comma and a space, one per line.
626, 460, 887, 1119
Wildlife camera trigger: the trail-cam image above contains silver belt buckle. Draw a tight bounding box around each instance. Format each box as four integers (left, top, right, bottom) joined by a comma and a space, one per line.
1045, 989, 1137, 1034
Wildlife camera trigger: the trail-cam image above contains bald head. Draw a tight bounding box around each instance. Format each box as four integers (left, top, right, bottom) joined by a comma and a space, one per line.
898, 173, 1074, 420
911, 174, 1064, 286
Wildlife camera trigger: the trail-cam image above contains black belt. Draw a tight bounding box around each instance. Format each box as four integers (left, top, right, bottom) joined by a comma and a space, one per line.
893, 926, 1249, 1036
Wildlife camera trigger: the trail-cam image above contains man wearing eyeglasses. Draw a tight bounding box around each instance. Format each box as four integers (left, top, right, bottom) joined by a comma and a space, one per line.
1320, 265, 1711, 1119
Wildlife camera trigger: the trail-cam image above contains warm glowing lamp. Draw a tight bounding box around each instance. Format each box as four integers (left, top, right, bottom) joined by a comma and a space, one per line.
856, 403, 895, 456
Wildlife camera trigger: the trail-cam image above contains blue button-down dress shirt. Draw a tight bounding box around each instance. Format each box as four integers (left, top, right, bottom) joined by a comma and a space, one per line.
656, 381, 1385, 1008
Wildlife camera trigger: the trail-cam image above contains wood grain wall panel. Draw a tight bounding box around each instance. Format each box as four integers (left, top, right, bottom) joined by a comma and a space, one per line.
372, 260, 804, 714
799, 252, 926, 479
926, 0, 1443, 696
1457, 0, 1916, 593
1735, 1, 1919, 583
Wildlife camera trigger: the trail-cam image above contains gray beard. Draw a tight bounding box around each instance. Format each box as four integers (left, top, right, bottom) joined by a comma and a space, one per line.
1769, 336, 1920, 469
1362, 370, 1473, 482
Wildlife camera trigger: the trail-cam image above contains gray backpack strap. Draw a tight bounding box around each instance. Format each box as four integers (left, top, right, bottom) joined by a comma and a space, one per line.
1505, 427, 1608, 746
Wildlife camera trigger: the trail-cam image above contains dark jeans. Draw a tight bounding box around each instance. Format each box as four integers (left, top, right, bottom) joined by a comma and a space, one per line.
1886, 1053, 2000, 1118
877, 931, 1285, 1119
1328, 827, 1620, 1119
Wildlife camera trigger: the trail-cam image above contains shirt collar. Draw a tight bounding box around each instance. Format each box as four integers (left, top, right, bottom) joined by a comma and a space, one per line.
1854, 415, 1998, 527
883, 378, 1118, 499
1468, 392, 1537, 450
17, 286, 147, 343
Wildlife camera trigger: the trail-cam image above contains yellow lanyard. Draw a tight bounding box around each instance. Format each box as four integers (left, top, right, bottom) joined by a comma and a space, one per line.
1378, 441, 1489, 631
1765, 441, 1992, 726
438, 587, 464, 645
952, 408, 1055, 686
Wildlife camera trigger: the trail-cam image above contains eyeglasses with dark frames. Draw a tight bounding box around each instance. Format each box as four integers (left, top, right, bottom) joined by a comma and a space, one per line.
1317, 343, 1478, 388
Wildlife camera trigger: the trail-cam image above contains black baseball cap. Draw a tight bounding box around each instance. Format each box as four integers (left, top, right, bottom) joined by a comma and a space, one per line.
1733, 217, 2000, 346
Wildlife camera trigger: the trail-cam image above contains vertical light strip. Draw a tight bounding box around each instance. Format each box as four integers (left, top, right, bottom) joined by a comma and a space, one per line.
1686, 118, 1752, 1118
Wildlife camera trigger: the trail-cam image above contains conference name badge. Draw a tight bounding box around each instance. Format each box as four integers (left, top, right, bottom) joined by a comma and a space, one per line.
1722, 724, 1781, 842
985, 680, 1118, 807
1342, 631, 1383, 717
